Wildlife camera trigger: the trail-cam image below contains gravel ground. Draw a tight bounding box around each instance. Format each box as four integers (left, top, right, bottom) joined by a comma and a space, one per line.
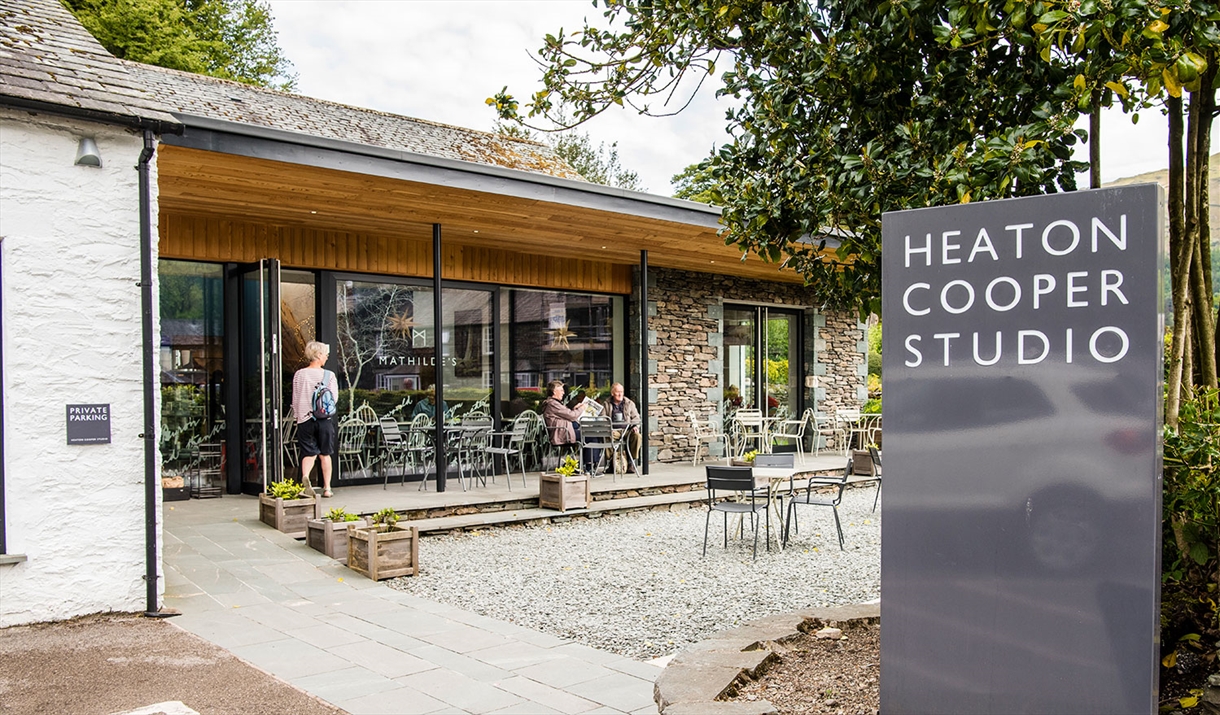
389, 486, 881, 660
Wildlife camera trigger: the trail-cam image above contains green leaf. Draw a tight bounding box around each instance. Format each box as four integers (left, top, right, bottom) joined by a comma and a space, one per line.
1189, 541, 1209, 565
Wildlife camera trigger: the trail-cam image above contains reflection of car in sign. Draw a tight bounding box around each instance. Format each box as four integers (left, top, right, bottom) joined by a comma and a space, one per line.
888, 368, 1153, 573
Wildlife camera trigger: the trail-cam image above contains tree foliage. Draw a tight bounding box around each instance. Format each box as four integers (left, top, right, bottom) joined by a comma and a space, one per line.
65, 0, 296, 90
491, 0, 1089, 318
492, 120, 645, 190
552, 131, 645, 191
493, 0, 1217, 409
671, 160, 721, 204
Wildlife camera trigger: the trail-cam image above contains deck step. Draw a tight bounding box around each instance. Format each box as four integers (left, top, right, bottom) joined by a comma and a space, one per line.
408, 489, 708, 534
407, 474, 874, 535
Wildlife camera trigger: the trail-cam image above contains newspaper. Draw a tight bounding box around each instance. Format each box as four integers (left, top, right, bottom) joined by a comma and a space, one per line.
577, 396, 604, 418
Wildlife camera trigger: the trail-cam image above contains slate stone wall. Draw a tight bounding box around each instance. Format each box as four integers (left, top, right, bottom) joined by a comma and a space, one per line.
630, 266, 867, 463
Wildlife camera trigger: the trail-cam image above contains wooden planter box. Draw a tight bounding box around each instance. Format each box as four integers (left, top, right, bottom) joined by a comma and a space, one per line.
307, 517, 367, 559
539, 472, 590, 511
729, 458, 754, 467
258, 493, 320, 539
851, 450, 876, 477
347, 524, 419, 580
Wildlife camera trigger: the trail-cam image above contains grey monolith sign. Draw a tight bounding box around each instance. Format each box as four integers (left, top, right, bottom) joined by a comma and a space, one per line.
880, 185, 1164, 715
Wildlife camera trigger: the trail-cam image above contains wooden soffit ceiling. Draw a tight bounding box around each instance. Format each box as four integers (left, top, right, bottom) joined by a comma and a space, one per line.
156, 144, 806, 284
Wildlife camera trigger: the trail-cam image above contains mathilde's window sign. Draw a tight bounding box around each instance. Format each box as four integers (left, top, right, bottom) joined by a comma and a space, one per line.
880, 185, 1164, 715
66, 404, 111, 445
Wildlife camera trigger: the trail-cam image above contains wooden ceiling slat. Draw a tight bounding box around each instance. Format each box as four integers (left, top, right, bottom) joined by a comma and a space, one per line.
156, 144, 805, 284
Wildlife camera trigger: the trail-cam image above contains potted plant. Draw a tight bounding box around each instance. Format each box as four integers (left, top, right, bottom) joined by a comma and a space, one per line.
258, 479, 320, 539
539, 455, 591, 511
307, 506, 366, 559
347, 508, 419, 580
730, 450, 759, 467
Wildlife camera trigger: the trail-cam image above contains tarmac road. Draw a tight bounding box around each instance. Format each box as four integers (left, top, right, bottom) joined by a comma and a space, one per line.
0, 613, 345, 715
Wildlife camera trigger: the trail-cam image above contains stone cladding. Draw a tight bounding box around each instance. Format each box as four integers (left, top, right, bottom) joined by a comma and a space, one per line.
630, 267, 867, 464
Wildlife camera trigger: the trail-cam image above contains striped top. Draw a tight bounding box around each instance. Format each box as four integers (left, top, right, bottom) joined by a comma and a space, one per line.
291, 367, 339, 424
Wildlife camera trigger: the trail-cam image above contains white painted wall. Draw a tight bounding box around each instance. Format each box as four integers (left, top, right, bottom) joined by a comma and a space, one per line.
0, 107, 161, 626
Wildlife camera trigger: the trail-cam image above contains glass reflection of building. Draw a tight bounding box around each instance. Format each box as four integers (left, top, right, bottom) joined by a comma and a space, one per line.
157, 261, 625, 487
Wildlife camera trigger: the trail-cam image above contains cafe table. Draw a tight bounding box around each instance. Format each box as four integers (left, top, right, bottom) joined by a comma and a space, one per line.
747, 465, 825, 552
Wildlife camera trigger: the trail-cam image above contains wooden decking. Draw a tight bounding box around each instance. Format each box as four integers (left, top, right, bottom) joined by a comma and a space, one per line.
298, 454, 858, 535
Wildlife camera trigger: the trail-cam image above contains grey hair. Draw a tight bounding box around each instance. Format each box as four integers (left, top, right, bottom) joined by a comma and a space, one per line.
304, 340, 330, 363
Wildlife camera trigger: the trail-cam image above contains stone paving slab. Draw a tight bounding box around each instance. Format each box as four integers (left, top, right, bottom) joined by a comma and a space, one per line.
164, 496, 657, 715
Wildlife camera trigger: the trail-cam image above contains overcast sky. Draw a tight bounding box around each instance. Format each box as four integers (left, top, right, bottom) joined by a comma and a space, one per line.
267, 0, 1196, 195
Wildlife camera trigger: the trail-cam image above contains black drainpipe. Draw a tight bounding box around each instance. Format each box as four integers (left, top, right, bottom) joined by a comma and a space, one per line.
138, 130, 172, 618
432, 223, 446, 492
640, 250, 649, 475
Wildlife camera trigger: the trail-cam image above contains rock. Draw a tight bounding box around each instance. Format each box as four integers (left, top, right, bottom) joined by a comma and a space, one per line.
815, 627, 842, 640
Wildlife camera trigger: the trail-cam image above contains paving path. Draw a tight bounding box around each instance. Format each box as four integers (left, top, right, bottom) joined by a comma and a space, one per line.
164, 497, 660, 715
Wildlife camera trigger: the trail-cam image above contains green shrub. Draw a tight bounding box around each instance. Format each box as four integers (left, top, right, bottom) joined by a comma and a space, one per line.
1161, 388, 1219, 648
862, 398, 882, 414
371, 508, 399, 529
867, 350, 882, 378
266, 480, 304, 500
324, 507, 361, 522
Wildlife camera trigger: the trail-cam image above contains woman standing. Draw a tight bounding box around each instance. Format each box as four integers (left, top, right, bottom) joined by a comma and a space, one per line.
291, 341, 339, 497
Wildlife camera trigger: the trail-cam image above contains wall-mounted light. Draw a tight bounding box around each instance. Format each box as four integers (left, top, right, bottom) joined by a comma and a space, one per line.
74, 137, 101, 167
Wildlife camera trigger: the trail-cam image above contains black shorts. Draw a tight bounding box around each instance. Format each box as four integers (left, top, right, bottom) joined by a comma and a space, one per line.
296, 418, 336, 456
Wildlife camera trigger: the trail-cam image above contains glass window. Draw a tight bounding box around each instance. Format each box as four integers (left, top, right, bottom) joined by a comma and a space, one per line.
723, 306, 757, 417
334, 280, 493, 422
503, 289, 622, 417
158, 260, 225, 485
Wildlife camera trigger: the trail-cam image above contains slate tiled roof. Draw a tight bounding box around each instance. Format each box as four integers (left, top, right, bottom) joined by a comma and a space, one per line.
132, 62, 585, 180
0, 0, 178, 128
1, 0, 580, 180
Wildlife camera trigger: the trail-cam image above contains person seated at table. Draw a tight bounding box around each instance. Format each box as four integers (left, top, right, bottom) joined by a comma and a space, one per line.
541, 380, 593, 468
600, 382, 641, 469
411, 386, 448, 420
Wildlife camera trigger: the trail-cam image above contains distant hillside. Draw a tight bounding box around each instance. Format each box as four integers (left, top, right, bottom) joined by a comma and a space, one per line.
1106, 153, 1220, 257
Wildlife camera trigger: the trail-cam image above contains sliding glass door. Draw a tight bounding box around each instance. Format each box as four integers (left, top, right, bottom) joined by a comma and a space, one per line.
722, 304, 803, 420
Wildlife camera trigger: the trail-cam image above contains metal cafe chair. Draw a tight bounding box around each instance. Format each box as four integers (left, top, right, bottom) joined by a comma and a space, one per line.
753, 452, 796, 539
578, 416, 615, 476
608, 422, 641, 480
867, 445, 883, 512
378, 416, 431, 489
281, 416, 299, 471
704, 465, 770, 560
485, 414, 530, 490
336, 417, 367, 478
733, 409, 767, 456
687, 410, 722, 466
770, 408, 812, 463
784, 458, 849, 551
836, 408, 867, 454
515, 410, 547, 471
352, 401, 379, 426
413, 414, 469, 492
457, 415, 493, 488
812, 411, 840, 456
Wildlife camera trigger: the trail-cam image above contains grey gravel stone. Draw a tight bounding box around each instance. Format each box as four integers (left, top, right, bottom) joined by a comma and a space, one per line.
389, 488, 881, 660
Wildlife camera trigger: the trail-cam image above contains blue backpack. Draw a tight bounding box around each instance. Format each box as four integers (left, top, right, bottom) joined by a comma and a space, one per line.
310, 370, 337, 420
